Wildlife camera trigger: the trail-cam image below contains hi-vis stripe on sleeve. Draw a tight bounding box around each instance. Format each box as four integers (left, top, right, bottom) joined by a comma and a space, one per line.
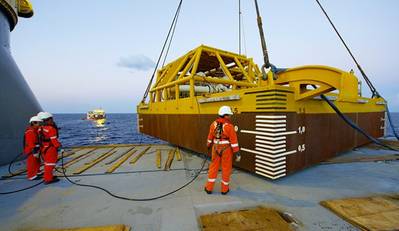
231, 143, 239, 148
207, 139, 212, 143
50, 136, 57, 139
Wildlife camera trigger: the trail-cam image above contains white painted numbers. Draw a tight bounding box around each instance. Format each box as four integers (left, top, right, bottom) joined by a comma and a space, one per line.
298, 144, 306, 152
298, 126, 306, 134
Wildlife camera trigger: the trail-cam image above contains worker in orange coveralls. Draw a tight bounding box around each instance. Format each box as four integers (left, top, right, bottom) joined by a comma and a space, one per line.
23, 116, 42, 180
205, 106, 241, 195
37, 112, 61, 184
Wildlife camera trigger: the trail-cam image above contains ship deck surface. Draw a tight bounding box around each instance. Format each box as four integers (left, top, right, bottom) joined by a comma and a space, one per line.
0, 142, 398, 231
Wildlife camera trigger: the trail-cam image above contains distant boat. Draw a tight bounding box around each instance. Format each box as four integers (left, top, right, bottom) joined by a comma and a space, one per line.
87, 109, 106, 125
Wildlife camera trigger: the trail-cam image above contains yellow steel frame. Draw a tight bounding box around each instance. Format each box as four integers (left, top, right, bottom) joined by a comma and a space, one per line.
148, 45, 262, 103
143, 45, 366, 106
275, 65, 360, 102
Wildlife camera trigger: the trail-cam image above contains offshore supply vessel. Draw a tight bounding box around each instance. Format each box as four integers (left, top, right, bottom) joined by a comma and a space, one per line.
137, 2, 386, 180
86, 109, 107, 126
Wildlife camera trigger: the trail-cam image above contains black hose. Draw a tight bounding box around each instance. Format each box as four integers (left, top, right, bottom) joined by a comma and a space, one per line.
0, 152, 45, 195
0, 180, 43, 195
8, 152, 25, 176
59, 150, 208, 201
314, 0, 398, 142
321, 94, 398, 151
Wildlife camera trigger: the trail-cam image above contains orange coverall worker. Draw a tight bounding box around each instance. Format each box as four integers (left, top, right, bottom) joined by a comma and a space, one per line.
41, 125, 61, 183
23, 126, 41, 180
205, 117, 240, 194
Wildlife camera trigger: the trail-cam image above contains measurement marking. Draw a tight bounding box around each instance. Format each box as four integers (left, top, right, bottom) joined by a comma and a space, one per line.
255, 171, 286, 180
256, 115, 286, 119
255, 167, 286, 176
255, 135, 286, 141
256, 139, 286, 145
255, 163, 286, 172
255, 127, 286, 132
255, 158, 286, 167
255, 119, 286, 123
241, 148, 288, 162
241, 130, 297, 137
252, 148, 296, 158
255, 147, 286, 154
256, 123, 286, 128
255, 143, 286, 150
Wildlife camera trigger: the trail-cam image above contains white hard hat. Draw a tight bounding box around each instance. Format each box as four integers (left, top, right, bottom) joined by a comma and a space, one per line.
218, 106, 233, 116
29, 116, 42, 123
37, 111, 53, 120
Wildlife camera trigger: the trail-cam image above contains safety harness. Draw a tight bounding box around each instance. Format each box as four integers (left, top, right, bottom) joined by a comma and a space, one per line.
213, 121, 230, 156
40, 123, 59, 155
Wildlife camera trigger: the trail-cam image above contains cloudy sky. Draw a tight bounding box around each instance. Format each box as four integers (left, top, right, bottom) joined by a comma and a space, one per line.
11, 0, 399, 113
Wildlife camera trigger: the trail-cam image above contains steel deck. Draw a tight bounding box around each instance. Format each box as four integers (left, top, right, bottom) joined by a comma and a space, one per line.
0, 142, 398, 230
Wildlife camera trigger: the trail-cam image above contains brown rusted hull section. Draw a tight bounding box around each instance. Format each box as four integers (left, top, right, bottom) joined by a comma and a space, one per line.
138, 112, 384, 179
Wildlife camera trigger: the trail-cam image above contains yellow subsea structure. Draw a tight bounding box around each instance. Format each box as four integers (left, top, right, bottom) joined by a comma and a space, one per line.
137, 45, 386, 180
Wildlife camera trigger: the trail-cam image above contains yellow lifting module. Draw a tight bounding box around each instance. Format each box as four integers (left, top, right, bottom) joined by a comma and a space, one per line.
137, 45, 385, 180
139, 45, 384, 115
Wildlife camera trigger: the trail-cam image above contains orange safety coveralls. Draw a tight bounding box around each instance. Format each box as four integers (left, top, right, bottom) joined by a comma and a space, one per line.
40, 125, 61, 182
205, 117, 240, 193
23, 126, 41, 180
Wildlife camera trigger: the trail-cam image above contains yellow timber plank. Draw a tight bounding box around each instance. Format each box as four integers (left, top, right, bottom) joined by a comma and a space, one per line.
2, 148, 81, 178
164, 149, 175, 171
129, 146, 151, 164
73, 148, 116, 175
156, 149, 162, 168
106, 149, 137, 173
175, 147, 182, 161
68, 143, 154, 149
40, 224, 131, 231
61, 148, 97, 169
105, 147, 135, 165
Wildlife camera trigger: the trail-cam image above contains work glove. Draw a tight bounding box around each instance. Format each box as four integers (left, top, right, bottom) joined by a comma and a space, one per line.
235, 152, 241, 162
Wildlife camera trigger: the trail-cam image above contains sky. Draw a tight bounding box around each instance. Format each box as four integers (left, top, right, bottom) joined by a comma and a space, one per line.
11, 0, 399, 113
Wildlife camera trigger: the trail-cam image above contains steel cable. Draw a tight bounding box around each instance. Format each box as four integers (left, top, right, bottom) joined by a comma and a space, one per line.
142, 0, 183, 102
315, 0, 398, 141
